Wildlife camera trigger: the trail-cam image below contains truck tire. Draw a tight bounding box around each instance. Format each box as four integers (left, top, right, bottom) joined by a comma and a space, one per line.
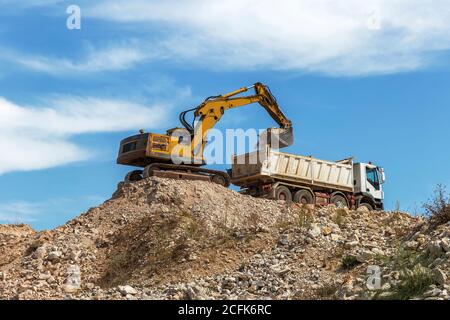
275, 186, 292, 202
293, 189, 314, 204
330, 194, 348, 208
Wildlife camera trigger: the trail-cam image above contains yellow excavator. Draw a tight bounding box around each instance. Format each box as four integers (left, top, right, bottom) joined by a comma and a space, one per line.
117, 82, 293, 186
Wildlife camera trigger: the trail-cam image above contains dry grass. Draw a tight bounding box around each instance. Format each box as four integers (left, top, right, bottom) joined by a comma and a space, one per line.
331, 208, 348, 228
424, 184, 450, 229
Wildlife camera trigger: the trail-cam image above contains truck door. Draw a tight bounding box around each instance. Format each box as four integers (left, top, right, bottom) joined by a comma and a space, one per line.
365, 166, 383, 200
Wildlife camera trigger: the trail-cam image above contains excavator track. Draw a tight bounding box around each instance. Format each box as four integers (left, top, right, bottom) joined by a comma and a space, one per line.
124, 163, 231, 187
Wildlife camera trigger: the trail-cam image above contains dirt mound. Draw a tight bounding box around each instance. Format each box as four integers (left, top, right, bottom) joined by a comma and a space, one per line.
0, 177, 449, 300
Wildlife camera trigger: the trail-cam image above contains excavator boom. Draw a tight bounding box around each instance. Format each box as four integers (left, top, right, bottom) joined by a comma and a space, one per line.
117, 82, 294, 186
185, 82, 293, 154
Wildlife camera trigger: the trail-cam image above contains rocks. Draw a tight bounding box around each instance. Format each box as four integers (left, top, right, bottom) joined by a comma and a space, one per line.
63, 265, 81, 293
321, 226, 333, 236
371, 248, 384, 256
344, 240, 359, 249
0, 176, 448, 300
432, 268, 447, 285
47, 251, 62, 262
356, 206, 370, 213
330, 234, 341, 242
441, 238, 450, 252
404, 241, 419, 250
118, 285, 138, 296
308, 224, 321, 238
34, 246, 46, 259
356, 250, 374, 263
427, 241, 443, 258
278, 234, 290, 246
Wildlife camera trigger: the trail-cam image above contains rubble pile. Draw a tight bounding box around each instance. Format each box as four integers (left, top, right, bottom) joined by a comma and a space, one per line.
0, 177, 449, 300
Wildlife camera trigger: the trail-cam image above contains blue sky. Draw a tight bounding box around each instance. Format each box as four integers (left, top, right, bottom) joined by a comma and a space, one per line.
1, 0, 450, 230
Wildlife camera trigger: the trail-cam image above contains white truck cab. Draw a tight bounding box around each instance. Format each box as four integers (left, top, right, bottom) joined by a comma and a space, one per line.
353, 163, 386, 210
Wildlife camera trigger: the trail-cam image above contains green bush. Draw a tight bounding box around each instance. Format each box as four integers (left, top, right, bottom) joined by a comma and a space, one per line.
380, 265, 434, 300
341, 254, 359, 270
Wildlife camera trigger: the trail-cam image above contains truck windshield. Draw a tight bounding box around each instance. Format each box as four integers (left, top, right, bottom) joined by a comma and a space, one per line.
366, 168, 380, 190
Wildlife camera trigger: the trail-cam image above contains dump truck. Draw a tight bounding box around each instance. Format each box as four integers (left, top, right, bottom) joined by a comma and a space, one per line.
230, 148, 385, 210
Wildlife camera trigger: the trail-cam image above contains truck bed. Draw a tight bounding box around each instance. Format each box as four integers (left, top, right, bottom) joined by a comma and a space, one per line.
231, 148, 354, 192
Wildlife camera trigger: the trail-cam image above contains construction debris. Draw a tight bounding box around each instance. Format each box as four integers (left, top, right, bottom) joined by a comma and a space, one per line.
0, 178, 449, 300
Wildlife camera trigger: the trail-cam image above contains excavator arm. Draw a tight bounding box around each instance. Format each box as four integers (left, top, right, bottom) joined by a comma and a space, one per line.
181, 82, 293, 157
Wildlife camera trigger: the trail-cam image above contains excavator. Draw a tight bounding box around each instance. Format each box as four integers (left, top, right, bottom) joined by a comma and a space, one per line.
116, 82, 293, 187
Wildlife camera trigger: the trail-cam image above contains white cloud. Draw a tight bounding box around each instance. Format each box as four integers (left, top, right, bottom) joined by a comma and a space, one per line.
0, 196, 106, 225
2, 46, 147, 75
83, 0, 450, 75
0, 94, 178, 174
0, 201, 42, 223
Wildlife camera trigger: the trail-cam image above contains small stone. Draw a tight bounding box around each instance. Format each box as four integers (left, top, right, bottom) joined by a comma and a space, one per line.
371, 248, 384, 256
432, 268, 447, 285
330, 234, 341, 241
357, 206, 369, 213
47, 251, 62, 262
63, 284, 79, 293
356, 250, 374, 263
441, 238, 450, 252
46, 276, 56, 284
321, 226, 333, 236
424, 288, 442, 297
308, 224, 321, 238
18, 284, 31, 293
404, 241, 419, 250
278, 234, 289, 246
38, 272, 51, 280
188, 254, 197, 261
34, 247, 46, 259
118, 285, 138, 296
345, 240, 359, 249
427, 241, 443, 258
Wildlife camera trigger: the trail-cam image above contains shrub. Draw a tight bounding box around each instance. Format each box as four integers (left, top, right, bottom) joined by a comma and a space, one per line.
25, 240, 43, 256
341, 254, 359, 270
380, 265, 434, 300
332, 208, 348, 228
424, 184, 450, 228
296, 208, 314, 229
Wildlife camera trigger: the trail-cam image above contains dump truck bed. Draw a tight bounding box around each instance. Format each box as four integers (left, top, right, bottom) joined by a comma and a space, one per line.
231, 148, 354, 192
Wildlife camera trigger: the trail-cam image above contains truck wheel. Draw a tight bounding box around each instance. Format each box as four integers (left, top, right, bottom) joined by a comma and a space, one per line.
293, 190, 314, 204
358, 203, 373, 211
275, 186, 292, 203
331, 194, 348, 208
124, 170, 143, 182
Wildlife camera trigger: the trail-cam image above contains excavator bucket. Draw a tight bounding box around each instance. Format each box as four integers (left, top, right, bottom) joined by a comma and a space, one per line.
258, 127, 294, 149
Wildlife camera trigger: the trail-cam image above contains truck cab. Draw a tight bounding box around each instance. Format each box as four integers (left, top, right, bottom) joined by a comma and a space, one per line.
353, 163, 386, 210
